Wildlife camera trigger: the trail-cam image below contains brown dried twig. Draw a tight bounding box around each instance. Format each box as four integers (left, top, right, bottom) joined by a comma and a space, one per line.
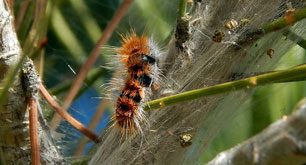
39, 82, 99, 143
49, 0, 133, 131
28, 98, 40, 165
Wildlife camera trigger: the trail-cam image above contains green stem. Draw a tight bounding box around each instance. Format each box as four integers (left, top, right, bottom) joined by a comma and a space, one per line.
262, 7, 306, 33
145, 64, 306, 110
178, 0, 187, 18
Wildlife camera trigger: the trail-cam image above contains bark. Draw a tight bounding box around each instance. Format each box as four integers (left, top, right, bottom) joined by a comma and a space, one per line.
0, 0, 65, 164
207, 98, 306, 165
90, 1, 306, 164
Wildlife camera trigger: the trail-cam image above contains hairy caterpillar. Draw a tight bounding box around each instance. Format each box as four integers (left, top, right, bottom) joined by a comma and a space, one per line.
112, 31, 160, 136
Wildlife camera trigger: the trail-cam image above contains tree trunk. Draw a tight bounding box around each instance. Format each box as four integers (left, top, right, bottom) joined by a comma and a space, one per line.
0, 0, 65, 164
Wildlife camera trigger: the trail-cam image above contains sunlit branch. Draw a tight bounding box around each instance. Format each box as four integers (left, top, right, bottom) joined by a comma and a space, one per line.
28, 98, 40, 165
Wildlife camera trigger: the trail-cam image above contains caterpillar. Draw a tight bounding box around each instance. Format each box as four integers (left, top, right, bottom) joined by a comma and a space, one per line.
112, 31, 160, 136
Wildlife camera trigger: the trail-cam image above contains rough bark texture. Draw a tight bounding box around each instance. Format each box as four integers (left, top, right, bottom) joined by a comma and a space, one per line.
90, 1, 306, 164
0, 0, 65, 164
207, 98, 306, 165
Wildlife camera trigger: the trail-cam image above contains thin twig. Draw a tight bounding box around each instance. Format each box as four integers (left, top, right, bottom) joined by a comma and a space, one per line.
145, 63, 306, 110
28, 98, 40, 165
39, 82, 99, 143
49, 0, 133, 131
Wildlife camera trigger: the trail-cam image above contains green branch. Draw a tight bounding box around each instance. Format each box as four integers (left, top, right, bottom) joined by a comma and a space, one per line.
178, 0, 187, 18
145, 64, 306, 110
262, 7, 306, 33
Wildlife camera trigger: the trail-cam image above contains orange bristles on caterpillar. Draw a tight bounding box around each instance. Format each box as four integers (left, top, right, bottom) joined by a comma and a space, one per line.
112, 31, 159, 136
